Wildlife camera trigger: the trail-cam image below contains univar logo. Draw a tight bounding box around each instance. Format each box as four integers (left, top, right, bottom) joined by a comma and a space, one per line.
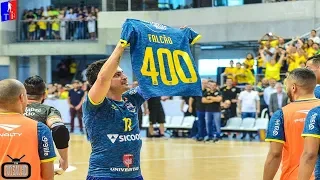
0, 124, 20, 131
1, 0, 17, 22
107, 134, 141, 144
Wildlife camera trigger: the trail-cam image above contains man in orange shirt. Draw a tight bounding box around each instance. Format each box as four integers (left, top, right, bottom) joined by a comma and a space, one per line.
0, 79, 56, 180
263, 68, 320, 180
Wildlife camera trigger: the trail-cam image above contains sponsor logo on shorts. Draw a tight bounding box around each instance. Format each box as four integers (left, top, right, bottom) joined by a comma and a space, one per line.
308, 113, 318, 130
1, 155, 31, 179
42, 136, 50, 156
272, 119, 281, 136
107, 134, 141, 144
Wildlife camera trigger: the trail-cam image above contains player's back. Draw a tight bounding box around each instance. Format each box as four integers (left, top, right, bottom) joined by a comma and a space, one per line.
281, 99, 320, 180
0, 113, 41, 179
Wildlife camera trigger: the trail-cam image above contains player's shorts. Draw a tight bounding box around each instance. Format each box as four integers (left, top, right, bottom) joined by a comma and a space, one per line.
149, 108, 165, 125
86, 176, 144, 180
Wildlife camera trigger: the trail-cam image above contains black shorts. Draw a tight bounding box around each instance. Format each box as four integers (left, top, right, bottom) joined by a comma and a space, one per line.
149, 108, 165, 125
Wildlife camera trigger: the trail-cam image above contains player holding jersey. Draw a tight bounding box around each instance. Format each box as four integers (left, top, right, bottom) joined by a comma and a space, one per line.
83, 22, 201, 179
306, 54, 320, 98
263, 68, 320, 180
23, 75, 70, 173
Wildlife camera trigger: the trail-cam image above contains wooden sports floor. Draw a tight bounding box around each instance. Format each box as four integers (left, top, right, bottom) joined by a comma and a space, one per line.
55, 134, 281, 180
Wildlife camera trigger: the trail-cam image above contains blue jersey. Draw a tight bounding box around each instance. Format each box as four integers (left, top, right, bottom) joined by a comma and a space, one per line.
302, 106, 320, 179
265, 110, 285, 143
315, 85, 320, 99
83, 87, 145, 179
120, 18, 202, 99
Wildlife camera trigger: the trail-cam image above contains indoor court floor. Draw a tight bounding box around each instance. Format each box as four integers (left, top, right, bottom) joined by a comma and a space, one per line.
55, 135, 281, 180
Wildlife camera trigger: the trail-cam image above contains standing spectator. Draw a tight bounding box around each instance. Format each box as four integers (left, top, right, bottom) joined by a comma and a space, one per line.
37, 16, 47, 40
68, 80, 85, 133
256, 78, 269, 117
202, 80, 222, 142
309, 29, 320, 44
261, 49, 285, 82
223, 60, 236, 82
189, 79, 208, 141
263, 41, 276, 62
234, 62, 247, 85
87, 13, 96, 40
59, 10, 66, 40
147, 97, 166, 137
238, 84, 260, 140
220, 78, 240, 118
264, 78, 277, 118
269, 83, 288, 116
244, 53, 255, 73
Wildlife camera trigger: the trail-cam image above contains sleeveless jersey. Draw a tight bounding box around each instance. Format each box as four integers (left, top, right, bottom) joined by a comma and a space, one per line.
83, 87, 145, 179
302, 106, 320, 179
0, 113, 56, 179
266, 99, 320, 180
120, 18, 202, 99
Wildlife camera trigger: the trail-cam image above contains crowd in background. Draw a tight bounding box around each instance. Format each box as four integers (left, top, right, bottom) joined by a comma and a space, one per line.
21, 5, 99, 41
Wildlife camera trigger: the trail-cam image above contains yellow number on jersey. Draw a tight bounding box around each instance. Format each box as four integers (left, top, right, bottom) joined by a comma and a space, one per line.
141, 47, 197, 85
141, 47, 159, 85
123, 118, 132, 132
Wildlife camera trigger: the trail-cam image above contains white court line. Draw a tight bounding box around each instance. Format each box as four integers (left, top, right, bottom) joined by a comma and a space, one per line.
70, 154, 265, 165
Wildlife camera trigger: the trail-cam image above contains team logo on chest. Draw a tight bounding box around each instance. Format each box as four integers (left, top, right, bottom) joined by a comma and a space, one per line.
125, 102, 136, 113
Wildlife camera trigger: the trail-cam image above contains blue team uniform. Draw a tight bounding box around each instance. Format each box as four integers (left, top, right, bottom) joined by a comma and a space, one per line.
120, 18, 202, 99
302, 107, 320, 179
315, 85, 320, 99
83, 87, 145, 180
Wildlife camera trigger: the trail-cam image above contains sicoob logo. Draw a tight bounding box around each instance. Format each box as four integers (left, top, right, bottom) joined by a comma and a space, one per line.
1, 155, 31, 179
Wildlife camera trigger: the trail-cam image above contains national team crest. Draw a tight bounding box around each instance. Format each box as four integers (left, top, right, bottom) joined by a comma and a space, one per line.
125, 102, 136, 112
123, 154, 133, 168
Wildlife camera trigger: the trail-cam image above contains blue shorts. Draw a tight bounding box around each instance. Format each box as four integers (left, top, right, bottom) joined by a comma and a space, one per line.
86, 176, 144, 180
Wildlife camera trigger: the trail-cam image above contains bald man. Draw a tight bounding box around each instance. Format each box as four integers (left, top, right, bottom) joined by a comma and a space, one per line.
263, 68, 320, 180
0, 79, 56, 180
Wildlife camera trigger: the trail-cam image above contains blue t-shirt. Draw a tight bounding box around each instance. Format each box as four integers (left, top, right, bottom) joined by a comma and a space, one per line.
83, 87, 145, 179
315, 85, 320, 99
302, 107, 320, 179
37, 122, 56, 162
265, 110, 285, 143
120, 18, 202, 99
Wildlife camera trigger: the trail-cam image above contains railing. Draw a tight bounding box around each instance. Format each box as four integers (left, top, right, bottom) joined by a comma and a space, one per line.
18, 19, 98, 42
284, 26, 320, 47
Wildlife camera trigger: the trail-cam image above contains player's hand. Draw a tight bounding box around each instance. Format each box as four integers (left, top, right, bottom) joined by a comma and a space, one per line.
60, 158, 68, 171
188, 107, 193, 113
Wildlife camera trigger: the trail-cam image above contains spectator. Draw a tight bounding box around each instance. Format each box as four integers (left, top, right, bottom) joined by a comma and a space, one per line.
269, 83, 288, 116
309, 29, 320, 44
256, 78, 269, 117
202, 80, 222, 142
68, 80, 85, 133
238, 84, 260, 140
261, 49, 285, 81
181, 96, 196, 117
262, 41, 276, 62
244, 53, 255, 73
221, 100, 232, 127
243, 64, 255, 85
223, 60, 236, 83
87, 12, 97, 40
264, 78, 277, 118
220, 78, 240, 118
147, 96, 167, 137
234, 62, 247, 85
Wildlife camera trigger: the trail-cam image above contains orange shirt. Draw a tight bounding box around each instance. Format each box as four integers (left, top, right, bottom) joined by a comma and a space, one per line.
0, 113, 56, 179
266, 99, 320, 180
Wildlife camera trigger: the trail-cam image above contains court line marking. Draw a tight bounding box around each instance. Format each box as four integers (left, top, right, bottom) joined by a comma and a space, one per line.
70, 154, 265, 165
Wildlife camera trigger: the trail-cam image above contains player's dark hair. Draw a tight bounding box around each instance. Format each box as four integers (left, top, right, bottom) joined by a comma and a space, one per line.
86, 59, 107, 86
288, 68, 316, 92
307, 54, 320, 65
24, 75, 46, 100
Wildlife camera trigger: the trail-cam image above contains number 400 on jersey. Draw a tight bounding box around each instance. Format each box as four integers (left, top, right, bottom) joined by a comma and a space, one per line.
141, 47, 198, 86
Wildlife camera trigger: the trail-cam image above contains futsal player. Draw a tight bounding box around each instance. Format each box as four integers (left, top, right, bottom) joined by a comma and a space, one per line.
83, 42, 145, 180
306, 54, 320, 98
263, 68, 320, 180
0, 79, 56, 179
23, 75, 70, 173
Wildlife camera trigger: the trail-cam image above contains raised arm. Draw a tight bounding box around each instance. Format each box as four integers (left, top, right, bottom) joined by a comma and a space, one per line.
88, 42, 125, 104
